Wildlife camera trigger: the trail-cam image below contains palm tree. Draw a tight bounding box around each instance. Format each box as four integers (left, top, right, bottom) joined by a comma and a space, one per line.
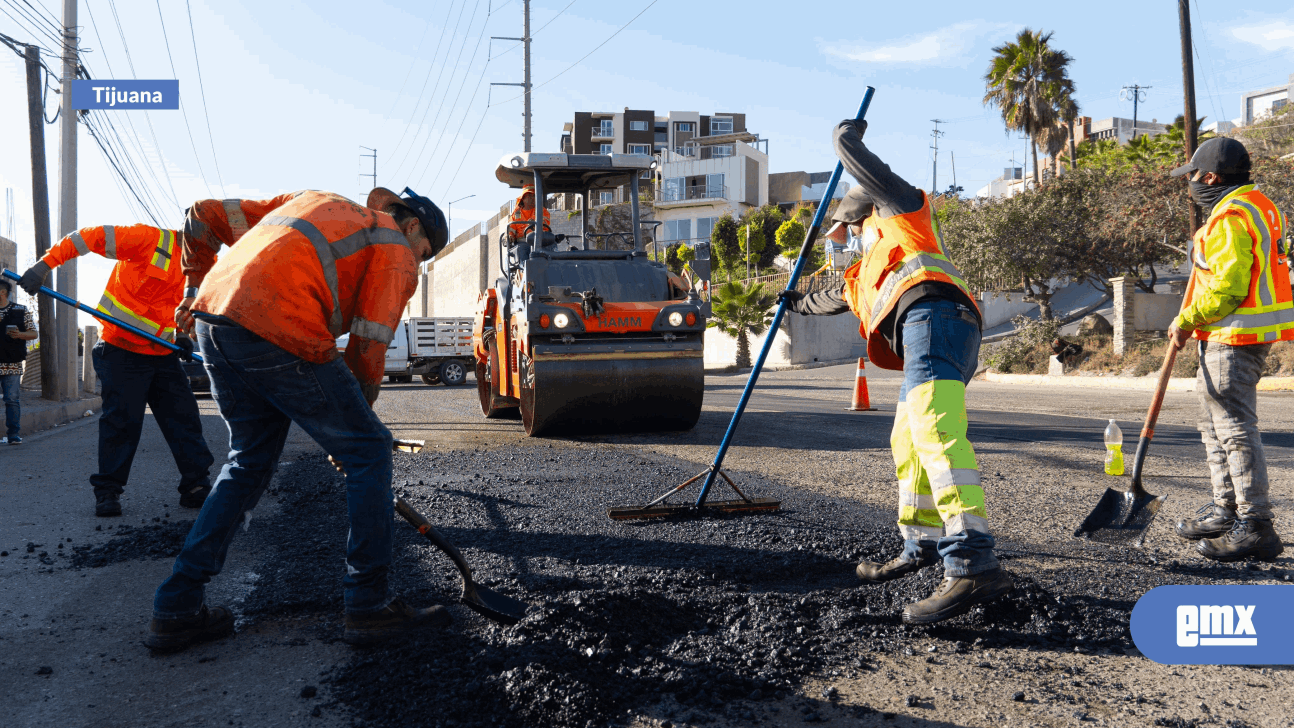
708, 281, 777, 369
984, 29, 1077, 186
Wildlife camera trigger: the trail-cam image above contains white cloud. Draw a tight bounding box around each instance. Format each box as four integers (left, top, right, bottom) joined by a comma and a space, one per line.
1231, 20, 1294, 50
821, 21, 1016, 66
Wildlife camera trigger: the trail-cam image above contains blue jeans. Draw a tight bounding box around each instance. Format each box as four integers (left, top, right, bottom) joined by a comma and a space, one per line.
1, 373, 19, 438
894, 298, 998, 577
91, 341, 214, 494
153, 320, 395, 618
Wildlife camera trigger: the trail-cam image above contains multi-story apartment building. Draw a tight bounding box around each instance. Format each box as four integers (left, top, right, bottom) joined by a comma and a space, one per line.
768, 171, 851, 212
1240, 74, 1293, 127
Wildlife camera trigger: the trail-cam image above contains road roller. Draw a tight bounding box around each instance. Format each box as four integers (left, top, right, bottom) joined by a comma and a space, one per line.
472, 152, 711, 436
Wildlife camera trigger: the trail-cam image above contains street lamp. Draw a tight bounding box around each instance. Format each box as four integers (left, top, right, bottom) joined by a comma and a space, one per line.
447, 194, 476, 239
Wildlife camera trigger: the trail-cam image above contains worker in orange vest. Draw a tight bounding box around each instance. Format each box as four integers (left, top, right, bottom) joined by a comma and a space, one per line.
779, 120, 1010, 625
146, 188, 448, 654
507, 184, 551, 242
18, 225, 215, 518
1169, 137, 1291, 562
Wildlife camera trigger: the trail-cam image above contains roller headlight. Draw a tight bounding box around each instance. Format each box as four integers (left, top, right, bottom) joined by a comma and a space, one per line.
553, 313, 571, 328
668, 311, 684, 327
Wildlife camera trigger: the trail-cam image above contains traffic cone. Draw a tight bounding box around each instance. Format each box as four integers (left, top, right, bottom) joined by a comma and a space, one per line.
846, 357, 875, 411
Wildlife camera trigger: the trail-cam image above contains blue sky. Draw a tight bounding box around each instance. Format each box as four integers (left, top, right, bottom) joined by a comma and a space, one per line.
2, 0, 1294, 316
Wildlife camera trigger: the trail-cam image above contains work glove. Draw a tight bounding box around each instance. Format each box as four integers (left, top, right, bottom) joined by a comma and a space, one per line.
18, 261, 51, 296
175, 336, 196, 362
777, 289, 805, 304
838, 119, 868, 139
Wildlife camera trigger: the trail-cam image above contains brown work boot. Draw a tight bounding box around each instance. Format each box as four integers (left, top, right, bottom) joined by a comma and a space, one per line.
343, 598, 451, 646
144, 605, 235, 653
901, 568, 1013, 625
1175, 503, 1236, 541
856, 552, 938, 583
1197, 519, 1284, 562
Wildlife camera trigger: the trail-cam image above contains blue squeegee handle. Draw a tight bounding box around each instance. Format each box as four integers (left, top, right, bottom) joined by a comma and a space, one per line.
694, 87, 875, 507
1, 268, 203, 363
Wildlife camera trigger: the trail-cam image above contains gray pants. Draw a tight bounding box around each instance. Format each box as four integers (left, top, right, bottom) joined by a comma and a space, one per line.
1196, 340, 1272, 520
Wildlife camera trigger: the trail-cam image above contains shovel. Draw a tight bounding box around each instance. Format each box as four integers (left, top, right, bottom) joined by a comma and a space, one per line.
1074, 344, 1177, 546
388, 439, 529, 625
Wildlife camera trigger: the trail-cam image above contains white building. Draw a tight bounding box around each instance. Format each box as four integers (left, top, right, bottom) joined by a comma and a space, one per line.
653, 137, 769, 246
1240, 74, 1293, 127
975, 167, 1028, 200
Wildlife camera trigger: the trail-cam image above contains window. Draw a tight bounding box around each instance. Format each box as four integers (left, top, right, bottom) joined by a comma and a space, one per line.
629, 120, 648, 131
705, 173, 724, 199
710, 144, 734, 157
710, 117, 733, 135
663, 219, 692, 242
663, 177, 685, 202
597, 190, 615, 205
676, 122, 693, 132
673, 146, 696, 157
628, 143, 650, 155
696, 217, 717, 241
596, 119, 614, 136
599, 143, 613, 155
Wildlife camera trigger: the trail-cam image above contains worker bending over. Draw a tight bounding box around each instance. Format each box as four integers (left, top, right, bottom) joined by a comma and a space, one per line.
780, 120, 1011, 624
145, 188, 448, 653
1170, 137, 1290, 562
18, 225, 214, 517
507, 184, 551, 242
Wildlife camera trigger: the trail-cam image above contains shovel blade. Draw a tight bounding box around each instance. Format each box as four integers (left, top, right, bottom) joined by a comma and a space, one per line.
608, 497, 781, 521
462, 583, 529, 626
1074, 487, 1167, 546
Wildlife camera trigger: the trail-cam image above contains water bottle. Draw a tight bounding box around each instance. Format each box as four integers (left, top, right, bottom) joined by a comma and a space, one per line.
1104, 419, 1124, 476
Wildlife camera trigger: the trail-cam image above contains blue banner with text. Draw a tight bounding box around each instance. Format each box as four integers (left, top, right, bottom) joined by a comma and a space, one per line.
1131, 585, 1294, 664
71, 80, 179, 110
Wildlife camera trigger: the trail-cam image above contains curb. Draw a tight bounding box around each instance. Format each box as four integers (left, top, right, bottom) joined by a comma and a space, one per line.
982, 371, 1294, 392
705, 356, 863, 375
18, 395, 102, 435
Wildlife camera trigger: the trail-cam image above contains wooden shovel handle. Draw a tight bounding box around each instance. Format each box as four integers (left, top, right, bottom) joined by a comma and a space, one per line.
1129, 344, 1180, 495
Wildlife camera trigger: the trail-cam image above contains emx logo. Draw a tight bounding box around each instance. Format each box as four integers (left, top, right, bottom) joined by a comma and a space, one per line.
1132, 586, 1290, 664
1176, 605, 1256, 646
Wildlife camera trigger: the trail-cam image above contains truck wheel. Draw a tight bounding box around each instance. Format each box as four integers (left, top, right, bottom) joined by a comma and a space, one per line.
421, 373, 441, 386
439, 359, 468, 386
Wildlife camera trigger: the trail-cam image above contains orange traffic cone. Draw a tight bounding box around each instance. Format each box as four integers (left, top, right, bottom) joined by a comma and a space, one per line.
846, 357, 875, 411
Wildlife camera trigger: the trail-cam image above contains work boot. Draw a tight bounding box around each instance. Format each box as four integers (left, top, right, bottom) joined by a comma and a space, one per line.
856, 552, 938, 583
179, 483, 212, 509
343, 598, 452, 646
901, 568, 1013, 625
1175, 503, 1236, 541
1196, 519, 1285, 562
144, 605, 235, 653
95, 492, 122, 518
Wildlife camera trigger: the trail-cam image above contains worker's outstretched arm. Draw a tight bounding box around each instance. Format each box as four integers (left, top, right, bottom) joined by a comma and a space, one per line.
18, 225, 175, 295
180, 192, 301, 288
832, 121, 924, 217
779, 284, 851, 316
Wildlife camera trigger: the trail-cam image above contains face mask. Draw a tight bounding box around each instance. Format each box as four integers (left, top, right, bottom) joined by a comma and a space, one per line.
1189, 180, 1237, 212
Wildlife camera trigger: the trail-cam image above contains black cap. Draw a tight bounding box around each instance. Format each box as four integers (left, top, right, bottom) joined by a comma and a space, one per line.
1170, 137, 1251, 178
397, 187, 450, 257
824, 186, 875, 244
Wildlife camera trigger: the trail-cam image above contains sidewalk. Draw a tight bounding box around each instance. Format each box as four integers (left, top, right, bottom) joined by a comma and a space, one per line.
982, 370, 1294, 392
16, 387, 101, 436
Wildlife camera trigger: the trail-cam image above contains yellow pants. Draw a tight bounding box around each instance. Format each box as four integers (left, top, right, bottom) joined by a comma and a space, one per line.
891, 379, 989, 542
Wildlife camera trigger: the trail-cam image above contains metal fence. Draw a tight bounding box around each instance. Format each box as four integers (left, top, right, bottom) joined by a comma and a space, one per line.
660, 184, 727, 203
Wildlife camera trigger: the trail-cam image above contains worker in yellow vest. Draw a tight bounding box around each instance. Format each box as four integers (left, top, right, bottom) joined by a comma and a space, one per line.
781, 120, 1011, 624
1169, 137, 1290, 562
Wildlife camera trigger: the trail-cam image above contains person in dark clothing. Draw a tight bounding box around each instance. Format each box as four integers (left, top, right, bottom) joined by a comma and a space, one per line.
0, 279, 37, 444
779, 120, 1011, 625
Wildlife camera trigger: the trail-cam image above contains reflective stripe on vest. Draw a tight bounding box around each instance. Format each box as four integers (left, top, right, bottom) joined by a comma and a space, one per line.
1230, 198, 1276, 308
259, 214, 409, 338
149, 229, 176, 271
867, 253, 970, 325
103, 225, 118, 259
350, 316, 395, 344
97, 289, 162, 336
223, 199, 250, 241
69, 231, 90, 256
1195, 193, 1294, 343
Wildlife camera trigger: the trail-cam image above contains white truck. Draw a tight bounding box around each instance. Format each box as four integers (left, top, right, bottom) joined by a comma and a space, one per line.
337, 317, 475, 386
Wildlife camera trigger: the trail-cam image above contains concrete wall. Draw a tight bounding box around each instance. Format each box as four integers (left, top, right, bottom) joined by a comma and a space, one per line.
1134, 293, 1182, 331
704, 311, 865, 369
0, 235, 16, 274
979, 291, 1038, 329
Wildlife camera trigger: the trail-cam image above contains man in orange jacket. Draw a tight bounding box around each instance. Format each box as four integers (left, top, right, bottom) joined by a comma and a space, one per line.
146, 187, 449, 654
506, 184, 551, 242
18, 225, 215, 517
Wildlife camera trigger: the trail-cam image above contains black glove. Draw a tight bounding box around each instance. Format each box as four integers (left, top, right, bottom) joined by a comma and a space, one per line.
777, 289, 805, 304
18, 261, 51, 296
175, 336, 196, 362
839, 119, 868, 139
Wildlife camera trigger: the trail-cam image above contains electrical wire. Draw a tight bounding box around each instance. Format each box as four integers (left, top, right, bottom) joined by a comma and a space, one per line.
154, 0, 214, 199
490, 0, 577, 59
389, 0, 474, 179
388, 0, 464, 168
185, 0, 225, 196
388, 13, 433, 115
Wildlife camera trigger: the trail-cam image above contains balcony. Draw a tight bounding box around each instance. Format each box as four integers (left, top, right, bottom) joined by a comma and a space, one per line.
660, 184, 728, 204
591, 126, 614, 140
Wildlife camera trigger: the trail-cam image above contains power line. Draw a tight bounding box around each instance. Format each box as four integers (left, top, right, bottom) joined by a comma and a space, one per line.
387, 0, 464, 170
388, 14, 433, 115
491, 0, 576, 59
490, 0, 658, 106
185, 0, 225, 196
154, 0, 214, 199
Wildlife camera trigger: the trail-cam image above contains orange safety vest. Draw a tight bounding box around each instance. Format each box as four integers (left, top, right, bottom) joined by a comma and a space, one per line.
841, 192, 980, 370
507, 186, 551, 240
181, 193, 300, 283
192, 191, 418, 385
1182, 188, 1294, 346
41, 225, 183, 356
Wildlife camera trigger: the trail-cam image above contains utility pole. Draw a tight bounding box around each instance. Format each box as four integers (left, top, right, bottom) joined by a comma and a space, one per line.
490, 0, 532, 151
930, 119, 945, 195
1179, 0, 1201, 233
1120, 84, 1151, 140
950, 151, 958, 197
359, 146, 376, 196
56, 0, 78, 401
24, 44, 57, 399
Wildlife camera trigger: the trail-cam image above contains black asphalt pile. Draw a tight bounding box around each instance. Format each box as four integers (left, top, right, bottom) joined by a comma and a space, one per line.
69, 520, 194, 569
221, 446, 1278, 728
